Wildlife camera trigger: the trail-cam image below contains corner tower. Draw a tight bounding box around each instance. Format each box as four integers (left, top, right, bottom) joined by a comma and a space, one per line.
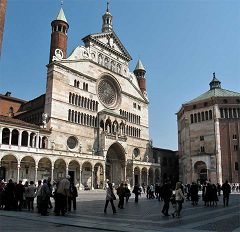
49, 7, 69, 63
134, 59, 146, 93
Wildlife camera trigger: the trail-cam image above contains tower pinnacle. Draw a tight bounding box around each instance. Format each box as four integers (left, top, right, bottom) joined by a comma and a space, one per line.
134, 59, 146, 93
209, 72, 221, 90
102, 2, 113, 32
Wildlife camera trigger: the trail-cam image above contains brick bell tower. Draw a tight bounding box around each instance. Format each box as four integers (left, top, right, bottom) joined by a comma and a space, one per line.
49, 7, 69, 63
134, 60, 146, 93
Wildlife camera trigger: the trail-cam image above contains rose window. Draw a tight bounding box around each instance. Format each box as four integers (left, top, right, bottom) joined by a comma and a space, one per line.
97, 77, 121, 109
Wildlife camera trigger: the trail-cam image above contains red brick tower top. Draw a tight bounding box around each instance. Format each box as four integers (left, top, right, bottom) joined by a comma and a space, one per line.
134, 60, 146, 93
0, 0, 7, 57
49, 7, 69, 63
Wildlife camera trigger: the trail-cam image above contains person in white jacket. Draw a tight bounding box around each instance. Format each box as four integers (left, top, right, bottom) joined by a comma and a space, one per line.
173, 182, 185, 218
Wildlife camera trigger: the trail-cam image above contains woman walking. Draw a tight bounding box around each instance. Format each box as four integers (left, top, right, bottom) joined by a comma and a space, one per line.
104, 183, 116, 214
173, 182, 185, 218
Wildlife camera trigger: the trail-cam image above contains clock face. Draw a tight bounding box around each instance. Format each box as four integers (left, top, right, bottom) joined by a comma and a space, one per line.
97, 76, 121, 109
55, 48, 63, 60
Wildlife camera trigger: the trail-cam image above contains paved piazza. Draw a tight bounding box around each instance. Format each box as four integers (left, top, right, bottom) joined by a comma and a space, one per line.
0, 191, 239, 232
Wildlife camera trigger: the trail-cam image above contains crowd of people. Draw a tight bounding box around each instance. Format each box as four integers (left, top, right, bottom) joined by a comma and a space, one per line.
103, 179, 233, 219
0, 175, 78, 216
0, 176, 235, 219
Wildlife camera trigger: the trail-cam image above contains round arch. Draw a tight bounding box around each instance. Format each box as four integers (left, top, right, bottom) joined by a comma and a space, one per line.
93, 162, 104, 189
68, 160, 80, 186
141, 167, 148, 187
194, 161, 208, 184
20, 156, 36, 182
82, 161, 92, 189
38, 157, 52, 181
106, 142, 126, 186
1, 154, 18, 181
54, 159, 66, 181
134, 166, 140, 186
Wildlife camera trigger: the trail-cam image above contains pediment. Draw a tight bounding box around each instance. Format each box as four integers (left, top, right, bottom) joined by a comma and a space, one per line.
82, 31, 132, 61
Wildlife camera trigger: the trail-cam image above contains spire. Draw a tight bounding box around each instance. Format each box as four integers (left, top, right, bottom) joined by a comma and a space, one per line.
134, 59, 146, 72
134, 59, 146, 93
209, 72, 221, 90
102, 2, 113, 32
56, 7, 68, 23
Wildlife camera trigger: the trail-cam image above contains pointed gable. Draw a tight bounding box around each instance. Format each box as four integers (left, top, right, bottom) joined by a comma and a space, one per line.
82, 31, 132, 61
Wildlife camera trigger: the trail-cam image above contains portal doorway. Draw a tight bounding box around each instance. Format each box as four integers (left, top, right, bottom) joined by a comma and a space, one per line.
106, 143, 125, 186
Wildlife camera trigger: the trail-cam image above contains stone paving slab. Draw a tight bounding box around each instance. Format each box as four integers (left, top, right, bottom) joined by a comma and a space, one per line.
0, 192, 240, 232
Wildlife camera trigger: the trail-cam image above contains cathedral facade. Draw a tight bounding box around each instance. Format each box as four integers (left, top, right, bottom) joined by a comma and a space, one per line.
0, 6, 160, 188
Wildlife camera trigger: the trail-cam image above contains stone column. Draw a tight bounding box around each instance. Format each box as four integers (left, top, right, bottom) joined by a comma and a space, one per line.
132, 170, 135, 187
66, 166, 69, 177
18, 130, 22, 148
91, 167, 94, 190
51, 165, 54, 183
79, 167, 82, 190
0, 127, 2, 145
124, 162, 127, 181
139, 170, 142, 186
36, 133, 40, 149
146, 169, 149, 186
9, 128, 12, 146
39, 136, 42, 149
103, 165, 106, 189
35, 165, 38, 184
27, 132, 30, 148
17, 162, 20, 183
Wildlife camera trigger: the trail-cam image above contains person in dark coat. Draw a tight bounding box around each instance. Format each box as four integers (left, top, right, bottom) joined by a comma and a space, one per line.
68, 181, 78, 211
39, 179, 51, 216
222, 180, 231, 206
4, 179, 15, 210
132, 185, 141, 203
116, 183, 125, 209
216, 183, 221, 196
15, 180, 25, 211
212, 184, 219, 206
190, 182, 198, 206
161, 181, 172, 216
124, 184, 131, 203
47, 177, 53, 209
146, 185, 150, 199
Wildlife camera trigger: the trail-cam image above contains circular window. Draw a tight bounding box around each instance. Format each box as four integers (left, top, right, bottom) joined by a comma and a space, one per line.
97, 76, 121, 109
67, 136, 78, 149
133, 148, 140, 158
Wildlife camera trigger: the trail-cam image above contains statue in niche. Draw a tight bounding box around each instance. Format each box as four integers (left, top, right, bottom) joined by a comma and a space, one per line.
113, 122, 118, 134
107, 124, 111, 133
42, 113, 48, 128
146, 155, 149, 162
117, 64, 121, 74
98, 54, 103, 65
104, 57, 109, 68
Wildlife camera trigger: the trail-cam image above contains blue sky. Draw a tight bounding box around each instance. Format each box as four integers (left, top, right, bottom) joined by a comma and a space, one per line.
0, 0, 240, 150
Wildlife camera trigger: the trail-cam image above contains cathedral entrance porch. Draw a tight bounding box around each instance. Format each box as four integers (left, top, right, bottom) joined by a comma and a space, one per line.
105, 143, 125, 186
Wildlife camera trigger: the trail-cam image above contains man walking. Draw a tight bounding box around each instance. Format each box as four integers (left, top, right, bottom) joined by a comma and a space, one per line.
222, 180, 231, 206
161, 180, 172, 216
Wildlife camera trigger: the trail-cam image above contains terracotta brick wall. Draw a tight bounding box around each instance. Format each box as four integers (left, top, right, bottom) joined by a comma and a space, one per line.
0, 0, 7, 56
